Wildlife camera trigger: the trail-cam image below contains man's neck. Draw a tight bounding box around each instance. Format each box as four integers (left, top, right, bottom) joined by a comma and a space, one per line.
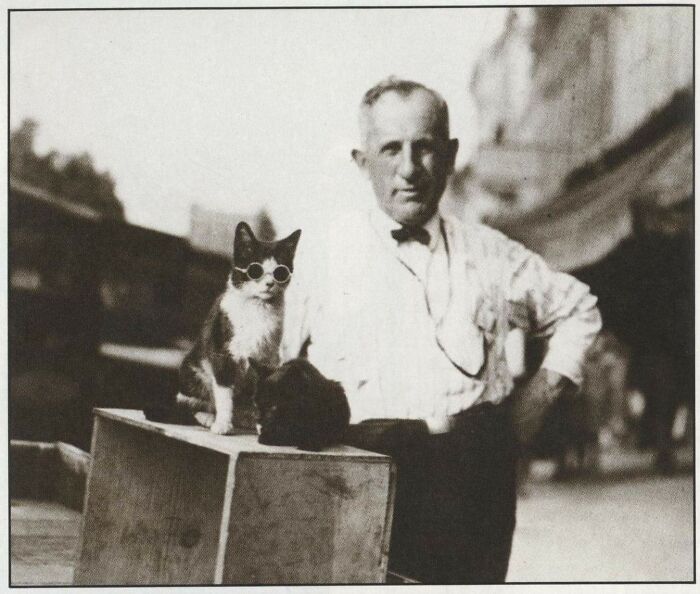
369, 205, 438, 229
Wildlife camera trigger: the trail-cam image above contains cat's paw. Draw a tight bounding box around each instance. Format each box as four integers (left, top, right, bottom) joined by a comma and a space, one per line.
194, 412, 215, 428
210, 420, 235, 435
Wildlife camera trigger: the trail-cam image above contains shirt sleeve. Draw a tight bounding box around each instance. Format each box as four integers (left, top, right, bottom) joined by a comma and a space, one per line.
281, 282, 312, 361
500, 235, 603, 385
280, 227, 319, 361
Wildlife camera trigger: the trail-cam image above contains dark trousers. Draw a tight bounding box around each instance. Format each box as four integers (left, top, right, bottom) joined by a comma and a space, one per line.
344, 400, 518, 584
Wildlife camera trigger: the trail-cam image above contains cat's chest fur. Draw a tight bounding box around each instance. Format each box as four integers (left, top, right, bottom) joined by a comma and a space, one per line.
219, 284, 283, 366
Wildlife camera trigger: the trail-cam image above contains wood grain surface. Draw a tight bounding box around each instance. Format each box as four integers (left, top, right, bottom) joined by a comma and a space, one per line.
223, 454, 395, 584
75, 416, 230, 585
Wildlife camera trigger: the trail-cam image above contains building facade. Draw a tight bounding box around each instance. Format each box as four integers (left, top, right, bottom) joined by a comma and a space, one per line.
469, 5, 692, 219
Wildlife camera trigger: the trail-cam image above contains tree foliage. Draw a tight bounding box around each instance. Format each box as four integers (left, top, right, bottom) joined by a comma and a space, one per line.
10, 119, 124, 219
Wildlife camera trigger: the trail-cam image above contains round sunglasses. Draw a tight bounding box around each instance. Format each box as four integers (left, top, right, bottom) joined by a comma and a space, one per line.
234, 262, 292, 284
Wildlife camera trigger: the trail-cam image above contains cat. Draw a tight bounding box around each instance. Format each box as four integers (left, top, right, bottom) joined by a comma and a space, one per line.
144, 221, 301, 435
248, 357, 351, 451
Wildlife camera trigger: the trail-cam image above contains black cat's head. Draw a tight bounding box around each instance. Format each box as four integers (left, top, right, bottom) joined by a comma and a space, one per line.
232, 222, 301, 303
248, 358, 349, 450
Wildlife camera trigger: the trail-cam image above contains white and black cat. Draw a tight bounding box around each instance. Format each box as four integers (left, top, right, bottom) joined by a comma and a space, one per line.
144, 221, 301, 435
248, 358, 351, 451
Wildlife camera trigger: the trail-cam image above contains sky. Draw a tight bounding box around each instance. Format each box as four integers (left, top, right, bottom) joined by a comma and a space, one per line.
10, 8, 508, 237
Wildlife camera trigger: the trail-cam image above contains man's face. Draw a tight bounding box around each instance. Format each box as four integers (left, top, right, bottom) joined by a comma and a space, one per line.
353, 89, 458, 227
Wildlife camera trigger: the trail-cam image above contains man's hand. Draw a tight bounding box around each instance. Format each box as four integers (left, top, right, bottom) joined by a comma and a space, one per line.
511, 368, 577, 445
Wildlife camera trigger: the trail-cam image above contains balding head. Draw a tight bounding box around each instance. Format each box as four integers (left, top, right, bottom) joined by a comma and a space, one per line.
358, 77, 451, 147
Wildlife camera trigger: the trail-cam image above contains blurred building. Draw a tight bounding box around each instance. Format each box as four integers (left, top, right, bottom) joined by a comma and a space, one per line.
464, 5, 692, 271
470, 9, 535, 157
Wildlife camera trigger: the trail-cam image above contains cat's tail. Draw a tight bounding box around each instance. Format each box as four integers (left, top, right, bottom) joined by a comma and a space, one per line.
143, 393, 214, 425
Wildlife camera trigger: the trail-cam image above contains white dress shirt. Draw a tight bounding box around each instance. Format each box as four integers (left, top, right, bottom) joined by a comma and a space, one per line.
282, 204, 602, 426
368, 208, 450, 324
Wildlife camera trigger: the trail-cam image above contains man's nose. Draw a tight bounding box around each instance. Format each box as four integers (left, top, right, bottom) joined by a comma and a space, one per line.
397, 145, 419, 180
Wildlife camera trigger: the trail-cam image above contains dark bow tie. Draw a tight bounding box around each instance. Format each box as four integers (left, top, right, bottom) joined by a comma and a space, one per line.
391, 225, 430, 245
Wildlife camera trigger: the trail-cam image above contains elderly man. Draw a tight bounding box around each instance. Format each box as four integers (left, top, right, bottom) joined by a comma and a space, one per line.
282, 78, 601, 584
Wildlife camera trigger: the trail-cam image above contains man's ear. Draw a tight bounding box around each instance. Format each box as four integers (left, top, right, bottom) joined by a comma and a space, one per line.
351, 148, 367, 170
445, 138, 459, 174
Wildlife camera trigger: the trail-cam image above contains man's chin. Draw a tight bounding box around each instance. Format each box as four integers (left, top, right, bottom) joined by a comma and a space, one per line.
396, 206, 437, 227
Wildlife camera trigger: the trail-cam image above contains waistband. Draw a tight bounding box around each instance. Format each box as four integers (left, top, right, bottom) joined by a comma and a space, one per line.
345, 398, 511, 440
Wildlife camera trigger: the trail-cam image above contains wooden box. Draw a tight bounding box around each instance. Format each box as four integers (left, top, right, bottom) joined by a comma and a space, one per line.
75, 409, 395, 585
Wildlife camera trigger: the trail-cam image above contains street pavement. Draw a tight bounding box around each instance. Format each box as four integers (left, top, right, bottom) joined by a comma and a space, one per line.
508, 447, 694, 582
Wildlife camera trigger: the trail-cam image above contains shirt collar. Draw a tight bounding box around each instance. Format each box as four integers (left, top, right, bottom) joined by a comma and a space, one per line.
368, 205, 442, 252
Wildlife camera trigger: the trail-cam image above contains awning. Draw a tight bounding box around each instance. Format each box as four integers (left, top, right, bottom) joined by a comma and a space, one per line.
483, 124, 692, 271
10, 176, 103, 221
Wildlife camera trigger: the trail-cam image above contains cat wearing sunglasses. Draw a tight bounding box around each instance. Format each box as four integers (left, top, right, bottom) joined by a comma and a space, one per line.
145, 221, 301, 434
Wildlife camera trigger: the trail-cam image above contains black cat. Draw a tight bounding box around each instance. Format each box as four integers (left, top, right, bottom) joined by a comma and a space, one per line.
248, 358, 351, 452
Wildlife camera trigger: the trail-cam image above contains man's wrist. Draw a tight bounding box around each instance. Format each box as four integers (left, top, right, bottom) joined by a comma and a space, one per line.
538, 368, 575, 404
543, 368, 568, 387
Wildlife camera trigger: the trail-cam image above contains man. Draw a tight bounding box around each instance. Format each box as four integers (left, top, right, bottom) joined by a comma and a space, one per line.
282, 78, 602, 584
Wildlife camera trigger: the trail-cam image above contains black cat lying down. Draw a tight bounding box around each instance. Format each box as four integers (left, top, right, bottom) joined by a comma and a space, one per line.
248, 358, 351, 452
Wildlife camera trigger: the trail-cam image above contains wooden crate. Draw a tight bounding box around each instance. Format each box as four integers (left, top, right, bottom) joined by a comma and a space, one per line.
75, 409, 396, 585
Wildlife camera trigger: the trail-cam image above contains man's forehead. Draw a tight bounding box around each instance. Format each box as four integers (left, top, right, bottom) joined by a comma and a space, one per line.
363, 89, 446, 141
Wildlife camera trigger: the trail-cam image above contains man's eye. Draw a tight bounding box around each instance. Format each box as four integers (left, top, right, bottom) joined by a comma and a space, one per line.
381, 143, 401, 155
415, 141, 437, 155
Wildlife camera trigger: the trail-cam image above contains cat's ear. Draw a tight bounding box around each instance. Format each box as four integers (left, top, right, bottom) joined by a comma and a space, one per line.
234, 221, 257, 261
248, 357, 274, 379
276, 229, 302, 265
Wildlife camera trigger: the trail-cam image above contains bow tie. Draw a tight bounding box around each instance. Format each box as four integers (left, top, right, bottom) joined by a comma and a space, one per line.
391, 225, 430, 245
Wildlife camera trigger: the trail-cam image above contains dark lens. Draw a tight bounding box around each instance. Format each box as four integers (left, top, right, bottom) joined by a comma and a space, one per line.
247, 263, 264, 280
272, 266, 290, 283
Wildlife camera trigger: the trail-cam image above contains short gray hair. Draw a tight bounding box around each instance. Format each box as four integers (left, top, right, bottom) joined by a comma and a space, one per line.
358, 77, 450, 144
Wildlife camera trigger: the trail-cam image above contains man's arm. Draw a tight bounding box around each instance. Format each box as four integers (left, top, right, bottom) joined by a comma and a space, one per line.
280, 226, 320, 362
281, 289, 312, 361
499, 235, 603, 443
511, 368, 578, 444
